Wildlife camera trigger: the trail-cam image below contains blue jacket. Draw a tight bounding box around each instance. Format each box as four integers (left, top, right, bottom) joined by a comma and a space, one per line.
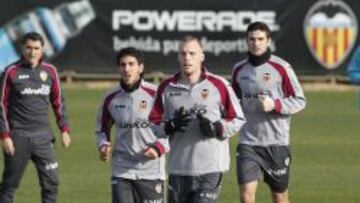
348, 45, 360, 85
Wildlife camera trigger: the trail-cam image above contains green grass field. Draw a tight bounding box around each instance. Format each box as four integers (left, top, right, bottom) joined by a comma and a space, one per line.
1, 87, 359, 203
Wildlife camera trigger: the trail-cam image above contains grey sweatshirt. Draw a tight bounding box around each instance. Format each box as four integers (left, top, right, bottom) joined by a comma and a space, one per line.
95, 80, 168, 180
149, 70, 245, 175
232, 54, 306, 146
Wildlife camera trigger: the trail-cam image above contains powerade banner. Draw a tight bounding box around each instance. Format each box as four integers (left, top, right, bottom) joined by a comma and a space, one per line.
0, 0, 359, 75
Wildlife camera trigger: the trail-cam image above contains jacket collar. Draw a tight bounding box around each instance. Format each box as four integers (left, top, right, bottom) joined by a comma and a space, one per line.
120, 79, 142, 93
247, 48, 271, 66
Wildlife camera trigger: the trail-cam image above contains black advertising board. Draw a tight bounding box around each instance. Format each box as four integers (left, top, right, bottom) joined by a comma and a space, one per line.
0, 0, 358, 75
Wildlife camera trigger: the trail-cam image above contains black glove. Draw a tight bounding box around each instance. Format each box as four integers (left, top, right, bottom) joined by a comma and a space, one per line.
197, 113, 223, 139
164, 106, 192, 135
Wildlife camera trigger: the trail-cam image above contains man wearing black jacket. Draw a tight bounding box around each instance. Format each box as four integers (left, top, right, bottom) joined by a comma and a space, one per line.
0, 32, 71, 203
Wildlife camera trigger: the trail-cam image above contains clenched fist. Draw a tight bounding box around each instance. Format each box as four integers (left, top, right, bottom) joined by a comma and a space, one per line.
99, 144, 111, 161
259, 95, 275, 112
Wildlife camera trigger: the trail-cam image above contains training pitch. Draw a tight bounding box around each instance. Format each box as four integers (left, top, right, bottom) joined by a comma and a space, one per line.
0, 87, 359, 203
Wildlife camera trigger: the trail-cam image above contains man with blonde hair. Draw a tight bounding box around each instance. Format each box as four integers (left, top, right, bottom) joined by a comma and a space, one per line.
150, 35, 245, 203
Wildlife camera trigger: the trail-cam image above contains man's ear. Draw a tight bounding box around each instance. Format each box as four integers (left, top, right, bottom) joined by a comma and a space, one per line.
267, 38, 272, 47
139, 63, 144, 74
200, 52, 205, 62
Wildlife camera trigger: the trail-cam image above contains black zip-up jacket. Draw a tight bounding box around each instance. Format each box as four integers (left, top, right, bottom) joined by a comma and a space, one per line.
0, 60, 70, 139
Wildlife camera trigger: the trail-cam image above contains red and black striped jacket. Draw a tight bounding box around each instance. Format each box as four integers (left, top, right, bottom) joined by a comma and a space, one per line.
0, 60, 70, 139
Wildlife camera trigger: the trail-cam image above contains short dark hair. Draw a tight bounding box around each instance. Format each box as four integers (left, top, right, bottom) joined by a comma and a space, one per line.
245, 21, 271, 39
116, 47, 144, 66
21, 32, 44, 46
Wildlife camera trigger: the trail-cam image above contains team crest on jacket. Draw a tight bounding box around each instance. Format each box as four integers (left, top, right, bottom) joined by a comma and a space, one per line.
39, 71, 48, 82
201, 89, 209, 99
263, 73, 271, 82
139, 100, 147, 110
304, 0, 358, 70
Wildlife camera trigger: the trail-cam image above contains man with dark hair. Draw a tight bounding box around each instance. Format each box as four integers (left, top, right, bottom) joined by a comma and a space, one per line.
116, 47, 144, 66
95, 47, 168, 203
149, 35, 245, 203
0, 31, 71, 203
20, 31, 44, 46
231, 21, 306, 203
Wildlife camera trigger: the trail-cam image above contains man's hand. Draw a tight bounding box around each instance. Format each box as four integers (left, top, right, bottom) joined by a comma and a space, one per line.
1, 138, 15, 156
61, 131, 71, 149
197, 114, 223, 139
164, 106, 192, 135
143, 147, 159, 160
259, 95, 275, 112
99, 144, 111, 161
